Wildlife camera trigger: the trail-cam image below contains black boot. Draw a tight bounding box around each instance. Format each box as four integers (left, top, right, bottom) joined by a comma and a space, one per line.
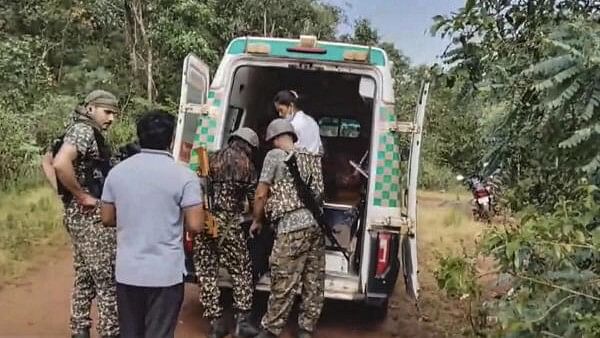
234, 311, 259, 337
71, 329, 90, 338
297, 329, 313, 338
255, 329, 277, 338
209, 316, 230, 338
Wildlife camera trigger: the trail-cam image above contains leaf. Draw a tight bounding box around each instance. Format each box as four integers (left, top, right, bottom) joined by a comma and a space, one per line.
582, 91, 600, 121
524, 55, 575, 77
582, 153, 600, 173
553, 65, 581, 84
559, 127, 592, 149
506, 240, 520, 259
592, 229, 600, 247
574, 230, 586, 243
549, 39, 584, 58
553, 244, 562, 260
465, 0, 476, 12
545, 80, 582, 109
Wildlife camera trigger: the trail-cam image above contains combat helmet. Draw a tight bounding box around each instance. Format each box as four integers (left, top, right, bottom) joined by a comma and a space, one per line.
230, 127, 259, 148
265, 118, 298, 142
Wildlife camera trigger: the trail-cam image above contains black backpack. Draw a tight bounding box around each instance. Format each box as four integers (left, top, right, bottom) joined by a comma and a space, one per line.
51, 122, 112, 204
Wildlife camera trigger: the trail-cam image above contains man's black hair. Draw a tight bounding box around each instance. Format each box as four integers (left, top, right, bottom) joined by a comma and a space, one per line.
136, 110, 175, 150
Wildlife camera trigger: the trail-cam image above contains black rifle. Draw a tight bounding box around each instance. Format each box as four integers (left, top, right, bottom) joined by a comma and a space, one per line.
284, 151, 349, 261
115, 141, 141, 162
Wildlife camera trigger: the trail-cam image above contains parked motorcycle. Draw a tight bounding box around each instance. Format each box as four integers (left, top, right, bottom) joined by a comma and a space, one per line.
456, 174, 494, 222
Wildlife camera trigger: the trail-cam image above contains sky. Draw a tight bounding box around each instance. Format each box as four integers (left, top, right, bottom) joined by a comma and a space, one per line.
323, 0, 465, 65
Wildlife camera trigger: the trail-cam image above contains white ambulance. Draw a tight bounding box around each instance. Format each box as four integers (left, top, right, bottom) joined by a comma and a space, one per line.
173, 35, 429, 318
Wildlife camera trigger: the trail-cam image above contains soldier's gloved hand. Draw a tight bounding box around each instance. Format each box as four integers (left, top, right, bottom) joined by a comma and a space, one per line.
249, 221, 263, 238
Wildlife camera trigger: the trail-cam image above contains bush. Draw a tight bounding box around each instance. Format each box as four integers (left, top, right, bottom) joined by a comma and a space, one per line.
435, 254, 479, 299
420, 160, 458, 191
31, 95, 78, 149
483, 186, 600, 337
0, 107, 40, 188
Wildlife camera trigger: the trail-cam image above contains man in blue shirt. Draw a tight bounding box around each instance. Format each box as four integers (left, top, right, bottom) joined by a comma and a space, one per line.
101, 110, 204, 338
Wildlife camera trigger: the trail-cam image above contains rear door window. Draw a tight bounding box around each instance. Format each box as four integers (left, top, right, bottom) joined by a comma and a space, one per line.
319, 117, 340, 137
319, 117, 360, 138
340, 118, 361, 138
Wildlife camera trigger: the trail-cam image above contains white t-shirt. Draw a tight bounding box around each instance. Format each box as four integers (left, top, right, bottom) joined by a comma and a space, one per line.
290, 111, 323, 154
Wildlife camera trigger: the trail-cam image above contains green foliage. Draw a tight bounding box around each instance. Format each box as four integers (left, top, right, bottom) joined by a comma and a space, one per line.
31, 95, 78, 146
435, 254, 479, 299
484, 186, 600, 337
420, 161, 457, 191
0, 34, 51, 112
433, 2, 600, 336
432, 1, 599, 209
0, 107, 40, 187
0, 0, 352, 188
345, 18, 380, 46
526, 19, 600, 173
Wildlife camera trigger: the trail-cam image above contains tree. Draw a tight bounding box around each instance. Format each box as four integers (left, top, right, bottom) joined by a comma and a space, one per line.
432, 2, 600, 336
0, 0, 347, 187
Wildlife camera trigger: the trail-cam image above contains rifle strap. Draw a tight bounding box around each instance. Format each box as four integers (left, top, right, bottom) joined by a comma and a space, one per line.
283, 152, 349, 261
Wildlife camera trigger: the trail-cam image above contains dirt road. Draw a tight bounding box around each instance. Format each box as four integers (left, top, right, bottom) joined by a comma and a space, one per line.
0, 193, 476, 337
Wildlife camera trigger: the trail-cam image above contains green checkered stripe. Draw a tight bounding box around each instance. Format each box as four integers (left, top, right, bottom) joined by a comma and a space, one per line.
188, 116, 217, 171
193, 116, 218, 146
207, 90, 223, 108
379, 105, 396, 124
188, 90, 222, 171
373, 105, 400, 208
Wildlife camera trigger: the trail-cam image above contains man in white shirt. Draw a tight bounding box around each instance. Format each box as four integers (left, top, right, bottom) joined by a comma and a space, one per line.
273, 90, 323, 154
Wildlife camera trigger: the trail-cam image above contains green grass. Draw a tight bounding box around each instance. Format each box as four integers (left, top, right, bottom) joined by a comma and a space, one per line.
442, 208, 467, 228
416, 191, 483, 336
0, 186, 65, 281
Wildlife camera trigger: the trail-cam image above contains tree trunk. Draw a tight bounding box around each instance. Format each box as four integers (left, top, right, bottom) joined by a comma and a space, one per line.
263, 9, 267, 37
124, 2, 138, 76
147, 49, 153, 102
130, 0, 154, 102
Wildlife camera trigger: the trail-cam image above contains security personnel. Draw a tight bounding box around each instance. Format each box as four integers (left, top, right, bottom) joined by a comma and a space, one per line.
194, 127, 260, 338
51, 90, 120, 338
251, 119, 325, 338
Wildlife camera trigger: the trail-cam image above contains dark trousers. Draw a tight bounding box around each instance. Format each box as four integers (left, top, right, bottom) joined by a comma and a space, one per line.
116, 282, 184, 338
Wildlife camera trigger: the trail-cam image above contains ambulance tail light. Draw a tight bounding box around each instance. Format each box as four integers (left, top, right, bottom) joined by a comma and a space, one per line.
287, 46, 327, 54
375, 232, 392, 278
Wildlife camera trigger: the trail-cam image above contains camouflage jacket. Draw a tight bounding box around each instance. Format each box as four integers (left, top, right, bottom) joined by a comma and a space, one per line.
260, 147, 324, 224
208, 142, 257, 213
54, 108, 112, 206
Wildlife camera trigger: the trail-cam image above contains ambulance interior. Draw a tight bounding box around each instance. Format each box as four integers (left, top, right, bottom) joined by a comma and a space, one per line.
223, 65, 376, 275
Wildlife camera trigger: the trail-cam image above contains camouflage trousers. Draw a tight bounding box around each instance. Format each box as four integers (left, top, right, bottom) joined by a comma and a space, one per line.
261, 225, 325, 335
64, 203, 118, 336
193, 212, 253, 319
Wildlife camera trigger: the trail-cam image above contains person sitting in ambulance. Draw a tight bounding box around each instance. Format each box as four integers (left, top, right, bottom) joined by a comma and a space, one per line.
273, 90, 323, 154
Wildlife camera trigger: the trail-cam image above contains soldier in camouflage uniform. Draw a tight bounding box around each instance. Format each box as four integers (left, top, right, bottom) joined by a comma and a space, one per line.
51, 90, 120, 338
251, 119, 325, 338
193, 127, 260, 338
